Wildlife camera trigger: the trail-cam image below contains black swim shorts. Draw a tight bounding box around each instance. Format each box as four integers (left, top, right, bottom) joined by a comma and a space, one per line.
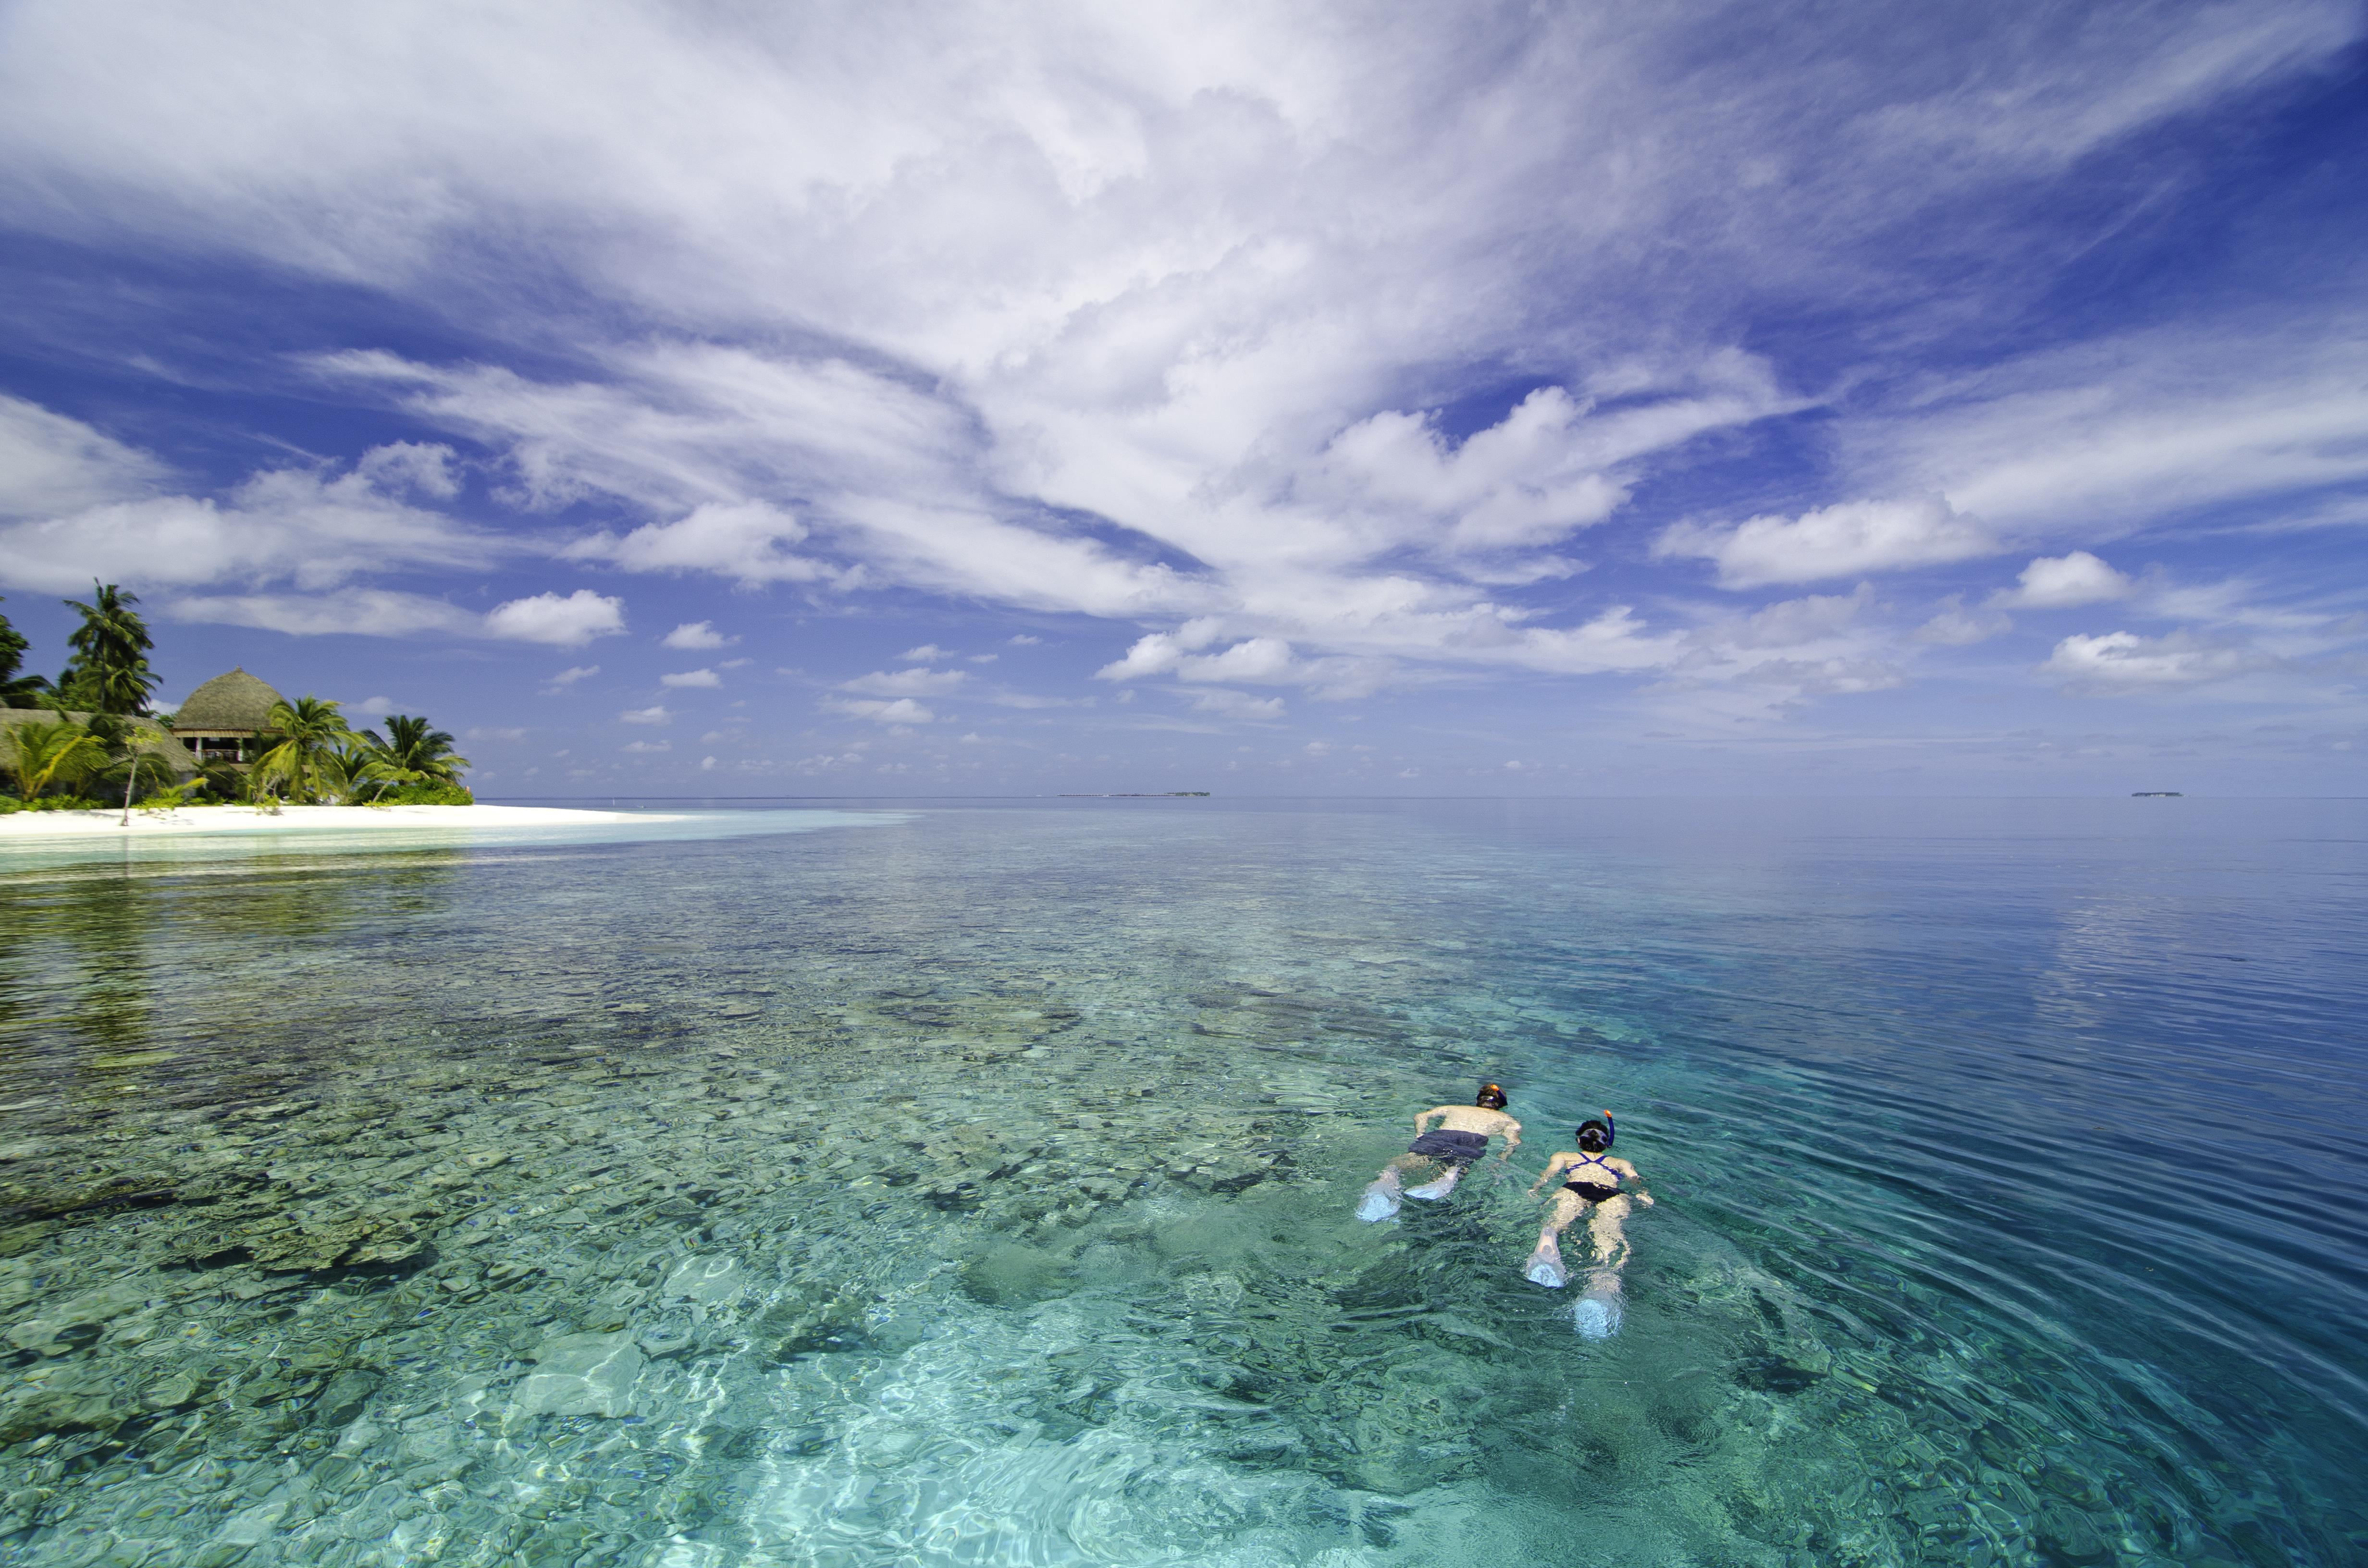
1409, 1128, 1489, 1164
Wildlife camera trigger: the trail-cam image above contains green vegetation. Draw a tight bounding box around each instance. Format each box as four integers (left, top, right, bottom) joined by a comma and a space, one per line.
375, 780, 475, 805
374, 714, 471, 785
0, 599, 482, 812
56, 583, 158, 715
243, 698, 476, 806
250, 696, 357, 803
0, 597, 53, 710
0, 716, 111, 801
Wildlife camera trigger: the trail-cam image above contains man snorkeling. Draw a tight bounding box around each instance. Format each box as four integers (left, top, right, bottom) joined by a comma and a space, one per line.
1523, 1111, 1652, 1338
1356, 1083, 1521, 1222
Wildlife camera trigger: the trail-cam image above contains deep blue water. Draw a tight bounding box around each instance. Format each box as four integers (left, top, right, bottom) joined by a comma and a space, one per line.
0, 796, 2360, 1566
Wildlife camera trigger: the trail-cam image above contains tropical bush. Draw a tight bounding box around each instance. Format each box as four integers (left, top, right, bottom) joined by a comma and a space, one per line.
376, 781, 475, 805
0, 795, 107, 813
0, 717, 111, 800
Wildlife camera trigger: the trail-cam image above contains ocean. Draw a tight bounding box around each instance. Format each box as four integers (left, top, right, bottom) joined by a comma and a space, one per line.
0, 796, 2361, 1567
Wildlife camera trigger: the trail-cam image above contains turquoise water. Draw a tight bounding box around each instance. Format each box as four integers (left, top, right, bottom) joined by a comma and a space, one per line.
0, 797, 2361, 1566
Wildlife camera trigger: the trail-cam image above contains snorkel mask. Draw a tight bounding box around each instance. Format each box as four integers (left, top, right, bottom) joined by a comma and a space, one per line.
1577, 1112, 1615, 1152
1475, 1083, 1508, 1110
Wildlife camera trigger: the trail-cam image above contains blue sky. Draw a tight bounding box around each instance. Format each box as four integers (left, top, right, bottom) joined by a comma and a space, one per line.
0, 1, 2363, 796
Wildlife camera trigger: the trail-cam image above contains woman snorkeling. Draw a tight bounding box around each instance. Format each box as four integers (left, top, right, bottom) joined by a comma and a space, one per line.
1524, 1112, 1652, 1337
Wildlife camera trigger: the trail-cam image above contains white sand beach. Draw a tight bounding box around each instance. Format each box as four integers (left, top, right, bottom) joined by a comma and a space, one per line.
0, 803, 683, 839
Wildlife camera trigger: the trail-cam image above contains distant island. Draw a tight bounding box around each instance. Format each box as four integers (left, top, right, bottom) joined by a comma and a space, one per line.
2132, 791, 2184, 797
3, 584, 475, 817
1057, 792, 1212, 797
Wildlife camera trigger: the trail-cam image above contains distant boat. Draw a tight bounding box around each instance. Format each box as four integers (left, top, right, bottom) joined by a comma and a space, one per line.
2132, 791, 2183, 797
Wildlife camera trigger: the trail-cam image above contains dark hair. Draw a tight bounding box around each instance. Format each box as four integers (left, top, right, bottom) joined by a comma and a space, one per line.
1475, 1083, 1508, 1109
1577, 1119, 1611, 1152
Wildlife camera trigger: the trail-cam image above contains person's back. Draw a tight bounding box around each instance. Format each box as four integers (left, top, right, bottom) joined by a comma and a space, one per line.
1357, 1083, 1521, 1222
1523, 1112, 1653, 1337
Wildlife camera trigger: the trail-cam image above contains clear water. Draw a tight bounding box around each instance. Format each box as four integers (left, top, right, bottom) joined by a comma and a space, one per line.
0, 797, 2361, 1568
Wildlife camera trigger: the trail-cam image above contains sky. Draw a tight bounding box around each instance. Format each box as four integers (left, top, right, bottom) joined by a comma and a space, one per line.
0, 1, 2363, 797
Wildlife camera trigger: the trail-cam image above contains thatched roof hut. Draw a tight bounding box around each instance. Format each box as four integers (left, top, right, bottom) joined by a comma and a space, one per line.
171, 668, 288, 766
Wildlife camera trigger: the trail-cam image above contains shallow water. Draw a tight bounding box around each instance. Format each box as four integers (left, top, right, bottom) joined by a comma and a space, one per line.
0, 797, 2361, 1567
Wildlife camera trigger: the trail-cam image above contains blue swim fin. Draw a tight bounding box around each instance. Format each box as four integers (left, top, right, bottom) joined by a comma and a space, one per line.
1356, 1181, 1402, 1222
1574, 1272, 1624, 1339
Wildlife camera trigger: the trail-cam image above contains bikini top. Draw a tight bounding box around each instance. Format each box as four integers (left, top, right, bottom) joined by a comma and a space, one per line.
1565, 1151, 1622, 1187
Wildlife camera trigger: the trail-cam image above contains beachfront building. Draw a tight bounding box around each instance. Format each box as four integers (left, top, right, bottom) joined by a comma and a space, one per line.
170, 668, 287, 768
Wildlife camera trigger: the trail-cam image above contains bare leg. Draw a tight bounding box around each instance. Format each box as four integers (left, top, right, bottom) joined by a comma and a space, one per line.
1525, 1190, 1587, 1286
1406, 1162, 1466, 1201
1575, 1195, 1633, 1338
1585, 1193, 1634, 1271
1358, 1154, 1439, 1222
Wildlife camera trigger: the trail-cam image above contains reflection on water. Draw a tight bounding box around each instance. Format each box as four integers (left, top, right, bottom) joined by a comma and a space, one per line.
0, 799, 2362, 1566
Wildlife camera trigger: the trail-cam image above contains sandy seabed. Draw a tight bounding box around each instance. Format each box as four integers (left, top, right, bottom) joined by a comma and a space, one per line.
0, 803, 676, 838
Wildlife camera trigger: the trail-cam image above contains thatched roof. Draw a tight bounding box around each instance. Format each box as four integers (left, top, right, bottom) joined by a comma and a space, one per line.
173, 668, 286, 733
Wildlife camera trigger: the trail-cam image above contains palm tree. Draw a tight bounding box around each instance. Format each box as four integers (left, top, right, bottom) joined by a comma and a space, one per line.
0, 598, 52, 709
376, 715, 471, 785
84, 713, 185, 825
250, 696, 354, 804
322, 734, 415, 804
1, 717, 110, 801
57, 583, 158, 715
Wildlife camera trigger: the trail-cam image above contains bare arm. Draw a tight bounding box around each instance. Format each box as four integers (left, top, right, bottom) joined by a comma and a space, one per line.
1497, 1117, 1522, 1162
1413, 1106, 1447, 1135
1528, 1152, 1575, 1195
1610, 1156, 1654, 1207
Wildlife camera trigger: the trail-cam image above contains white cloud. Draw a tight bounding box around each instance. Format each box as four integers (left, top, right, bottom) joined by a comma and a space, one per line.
1186, 689, 1285, 720
0, 435, 494, 595
1310, 367, 1794, 559
829, 697, 935, 723
0, 1, 2353, 710
1008, 635, 1041, 646
466, 726, 527, 741
353, 441, 460, 499
840, 667, 968, 698
547, 664, 600, 687
171, 588, 481, 638
899, 644, 950, 662
483, 589, 626, 647
662, 620, 736, 649
0, 394, 172, 518
968, 653, 997, 663
619, 704, 672, 725
1180, 637, 1298, 684
1915, 596, 2013, 646
1658, 497, 1996, 587
624, 739, 672, 753
1994, 551, 2132, 609
700, 755, 717, 770
346, 695, 395, 717
660, 668, 721, 688
2039, 630, 2277, 692
566, 499, 823, 586
1853, 321, 2368, 536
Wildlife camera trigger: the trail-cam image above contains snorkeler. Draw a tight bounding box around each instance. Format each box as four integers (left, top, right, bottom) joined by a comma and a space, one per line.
1355, 1083, 1522, 1222
1523, 1112, 1653, 1337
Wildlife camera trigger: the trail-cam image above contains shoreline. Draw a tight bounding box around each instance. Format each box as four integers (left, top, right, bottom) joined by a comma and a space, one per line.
0, 803, 687, 839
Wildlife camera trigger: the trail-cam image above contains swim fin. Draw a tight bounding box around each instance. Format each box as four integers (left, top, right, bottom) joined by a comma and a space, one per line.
1574, 1272, 1624, 1339
1405, 1172, 1459, 1201
1356, 1181, 1402, 1222
1523, 1246, 1569, 1288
